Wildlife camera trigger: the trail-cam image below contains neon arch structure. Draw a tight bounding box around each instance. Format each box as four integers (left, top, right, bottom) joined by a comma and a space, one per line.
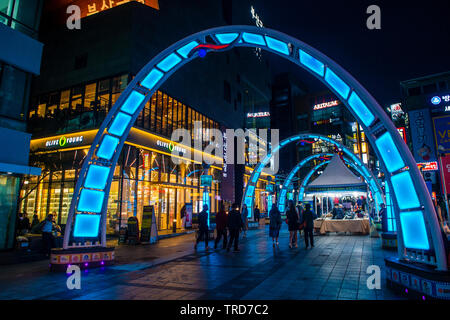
276, 134, 385, 212
278, 152, 384, 212
62, 25, 446, 270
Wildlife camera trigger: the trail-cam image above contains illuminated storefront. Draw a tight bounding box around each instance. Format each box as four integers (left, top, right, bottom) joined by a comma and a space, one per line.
20, 128, 222, 233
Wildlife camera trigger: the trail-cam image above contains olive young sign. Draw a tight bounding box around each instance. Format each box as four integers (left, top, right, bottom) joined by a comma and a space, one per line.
45, 135, 84, 148
156, 139, 187, 154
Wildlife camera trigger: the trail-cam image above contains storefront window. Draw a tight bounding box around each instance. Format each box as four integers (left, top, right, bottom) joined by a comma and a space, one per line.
0, 175, 20, 250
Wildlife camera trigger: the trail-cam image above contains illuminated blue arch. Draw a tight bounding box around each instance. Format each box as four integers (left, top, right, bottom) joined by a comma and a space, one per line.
276, 134, 384, 213
63, 25, 446, 270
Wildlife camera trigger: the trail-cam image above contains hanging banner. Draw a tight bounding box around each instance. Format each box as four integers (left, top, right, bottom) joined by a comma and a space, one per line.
184, 203, 193, 228
441, 155, 450, 195
408, 109, 437, 163
433, 115, 450, 153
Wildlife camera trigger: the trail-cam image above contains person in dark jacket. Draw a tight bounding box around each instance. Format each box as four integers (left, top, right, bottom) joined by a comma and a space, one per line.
269, 206, 282, 246
214, 201, 228, 249
379, 203, 387, 232
286, 200, 299, 248
31, 213, 40, 230
227, 203, 243, 252
300, 204, 317, 249
195, 204, 210, 250
254, 206, 261, 224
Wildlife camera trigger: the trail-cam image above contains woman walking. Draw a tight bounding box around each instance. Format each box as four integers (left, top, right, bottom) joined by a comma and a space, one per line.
269, 205, 282, 246
286, 200, 299, 248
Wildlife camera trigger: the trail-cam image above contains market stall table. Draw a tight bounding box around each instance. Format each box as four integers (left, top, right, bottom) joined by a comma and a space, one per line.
314, 218, 370, 235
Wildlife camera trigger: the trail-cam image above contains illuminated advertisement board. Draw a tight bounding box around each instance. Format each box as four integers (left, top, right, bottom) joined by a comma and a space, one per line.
433, 115, 450, 153
408, 109, 437, 163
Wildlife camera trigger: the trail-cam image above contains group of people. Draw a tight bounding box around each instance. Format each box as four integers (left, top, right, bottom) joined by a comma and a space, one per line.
16, 212, 40, 235
270, 200, 317, 249
195, 202, 251, 252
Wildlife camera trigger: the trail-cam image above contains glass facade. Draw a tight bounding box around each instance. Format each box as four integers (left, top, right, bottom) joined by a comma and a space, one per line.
0, 175, 20, 249
0, 0, 43, 37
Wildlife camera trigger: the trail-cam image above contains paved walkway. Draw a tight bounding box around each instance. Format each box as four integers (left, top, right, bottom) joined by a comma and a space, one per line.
0, 226, 403, 300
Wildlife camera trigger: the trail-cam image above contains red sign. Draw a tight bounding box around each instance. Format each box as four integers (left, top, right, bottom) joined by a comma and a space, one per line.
442, 155, 450, 195
417, 161, 438, 171
397, 127, 407, 144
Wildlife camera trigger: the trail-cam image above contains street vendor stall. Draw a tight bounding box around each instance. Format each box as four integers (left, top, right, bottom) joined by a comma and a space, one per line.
305, 155, 370, 234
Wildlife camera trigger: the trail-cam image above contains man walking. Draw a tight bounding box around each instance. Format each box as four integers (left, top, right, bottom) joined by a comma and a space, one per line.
254, 205, 260, 224
214, 201, 228, 249
227, 203, 243, 252
300, 204, 317, 249
195, 204, 210, 251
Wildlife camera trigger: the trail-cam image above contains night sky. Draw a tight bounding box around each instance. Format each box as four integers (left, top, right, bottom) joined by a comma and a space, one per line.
250, 0, 450, 106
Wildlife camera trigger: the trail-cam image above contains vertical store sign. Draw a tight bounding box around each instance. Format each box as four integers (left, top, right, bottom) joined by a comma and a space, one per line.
221, 126, 234, 203
441, 155, 450, 195
433, 115, 450, 153
408, 109, 437, 163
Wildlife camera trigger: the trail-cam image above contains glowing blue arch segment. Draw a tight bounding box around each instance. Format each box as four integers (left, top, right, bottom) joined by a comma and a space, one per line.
78, 189, 105, 213
325, 68, 350, 99
348, 92, 375, 127
299, 50, 324, 77
242, 32, 266, 46
215, 33, 239, 44
391, 171, 420, 210
84, 165, 110, 190
96, 135, 119, 160
73, 214, 101, 238
400, 211, 430, 250
109, 112, 132, 137
141, 69, 164, 90
375, 132, 405, 173
265, 36, 289, 55
176, 41, 199, 58
120, 91, 145, 115
156, 52, 182, 72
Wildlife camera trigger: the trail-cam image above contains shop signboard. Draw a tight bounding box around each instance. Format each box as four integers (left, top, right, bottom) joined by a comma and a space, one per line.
441, 154, 450, 195
140, 205, 154, 242
433, 115, 450, 153
127, 216, 139, 245
184, 203, 193, 228
408, 109, 437, 163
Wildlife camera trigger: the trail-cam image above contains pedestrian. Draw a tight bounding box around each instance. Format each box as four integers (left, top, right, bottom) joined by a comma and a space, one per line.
286, 200, 299, 248
214, 201, 228, 249
194, 204, 209, 251
300, 204, 317, 249
227, 203, 243, 252
31, 213, 40, 230
241, 204, 249, 238
21, 213, 30, 234
379, 203, 387, 232
40, 214, 55, 257
269, 205, 282, 247
254, 205, 260, 224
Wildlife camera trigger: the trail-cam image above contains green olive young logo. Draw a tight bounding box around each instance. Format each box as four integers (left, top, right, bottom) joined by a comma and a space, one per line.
59, 136, 67, 147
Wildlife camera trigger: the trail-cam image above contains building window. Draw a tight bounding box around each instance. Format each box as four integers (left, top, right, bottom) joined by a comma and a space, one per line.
407, 86, 421, 96
224, 80, 231, 103
423, 83, 437, 94
74, 53, 88, 70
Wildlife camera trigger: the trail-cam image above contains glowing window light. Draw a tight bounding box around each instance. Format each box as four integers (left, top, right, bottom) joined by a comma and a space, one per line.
400, 211, 430, 250
265, 36, 289, 55
391, 171, 420, 210
73, 214, 101, 238
247, 185, 255, 197
96, 135, 119, 160
176, 41, 199, 58
348, 92, 376, 127
299, 50, 325, 77
84, 165, 110, 190
324, 68, 350, 99
375, 132, 405, 173
108, 112, 132, 137
120, 91, 145, 115
141, 69, 163, 90
215, 33, 239, 44
242, 32, 266, 46
156, 52, 182, 72
77, 189, 105, 213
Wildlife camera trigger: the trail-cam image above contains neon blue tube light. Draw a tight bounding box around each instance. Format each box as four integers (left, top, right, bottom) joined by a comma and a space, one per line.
120, 91, 145, 115
108, 112, 132, 137
156, 52, 182, 72
242, 32, 266, 46
400, 211, 430, 250
176, 41, 199, 58
265, 36, 289, 55
84, 165, 110, 190
324, 68, 350, 99
391, 171, 420, 210
141, 69, 164, 90
348, 92, 375, 127
299, 50, 325, 77
215, 33, 239, 44
77, 189, 105, 213
73, 214, 101, 238
96, 135, 119, 160
375, 132, 405, 173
